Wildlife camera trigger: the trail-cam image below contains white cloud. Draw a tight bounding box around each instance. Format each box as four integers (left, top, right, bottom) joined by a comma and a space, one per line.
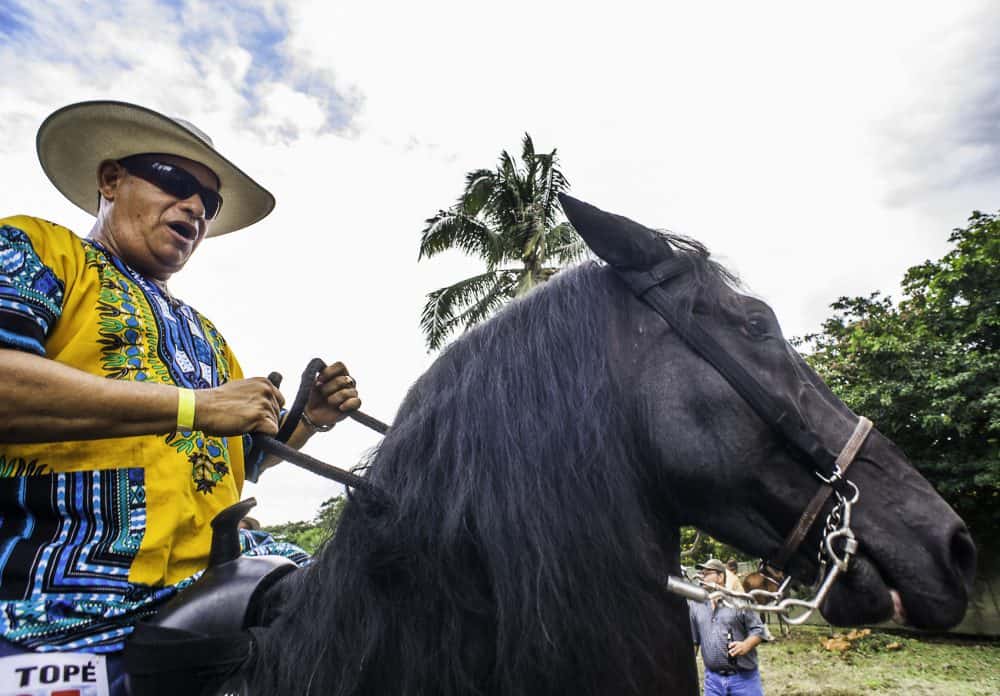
246, 81, 330, 143
876, 3, 1000, 204
1, 0, 998, 524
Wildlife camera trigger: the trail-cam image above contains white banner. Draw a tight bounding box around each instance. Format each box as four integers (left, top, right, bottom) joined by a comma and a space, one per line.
0, 652, 109, 696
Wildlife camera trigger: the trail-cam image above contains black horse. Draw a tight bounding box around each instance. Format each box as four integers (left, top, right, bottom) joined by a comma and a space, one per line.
242, 196, 974, 695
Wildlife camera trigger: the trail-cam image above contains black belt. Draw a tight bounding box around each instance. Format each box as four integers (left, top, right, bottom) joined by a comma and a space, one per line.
711, 667, 754, 676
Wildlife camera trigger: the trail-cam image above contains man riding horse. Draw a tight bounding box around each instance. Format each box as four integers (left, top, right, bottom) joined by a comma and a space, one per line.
0, 101, 361, 693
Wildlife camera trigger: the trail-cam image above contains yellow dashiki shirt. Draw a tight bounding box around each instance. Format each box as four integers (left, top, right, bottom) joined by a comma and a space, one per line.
0, 215, 262, 653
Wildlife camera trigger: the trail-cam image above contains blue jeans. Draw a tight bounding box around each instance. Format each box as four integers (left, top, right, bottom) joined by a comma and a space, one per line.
704, 667, 764, 696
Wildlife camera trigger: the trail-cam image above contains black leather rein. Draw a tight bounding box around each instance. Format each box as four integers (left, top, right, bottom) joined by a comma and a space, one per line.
246, 358, 391, 500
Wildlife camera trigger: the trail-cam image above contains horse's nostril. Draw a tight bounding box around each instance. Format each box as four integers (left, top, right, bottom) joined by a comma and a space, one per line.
949, 526, 977, 591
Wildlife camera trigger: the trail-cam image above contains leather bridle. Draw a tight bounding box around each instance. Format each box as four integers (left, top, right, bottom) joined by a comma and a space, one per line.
260, 255, 874, 577
617, 255, 873, 581
137, 244, 881, 696
769, 416, 871, 572
253, 251, 874, 604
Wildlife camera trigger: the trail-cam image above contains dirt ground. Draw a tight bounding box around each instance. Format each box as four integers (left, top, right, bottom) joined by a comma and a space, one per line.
695, 625, 999, 695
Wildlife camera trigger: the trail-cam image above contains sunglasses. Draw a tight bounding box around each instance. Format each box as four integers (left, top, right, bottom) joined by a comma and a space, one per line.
118, 155, 223, 220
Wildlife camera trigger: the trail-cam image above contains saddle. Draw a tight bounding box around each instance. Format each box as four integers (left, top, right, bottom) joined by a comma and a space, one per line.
123, 499, 298, 696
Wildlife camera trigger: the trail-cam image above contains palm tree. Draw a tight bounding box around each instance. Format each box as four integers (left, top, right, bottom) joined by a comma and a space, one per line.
418, 134, 585, 350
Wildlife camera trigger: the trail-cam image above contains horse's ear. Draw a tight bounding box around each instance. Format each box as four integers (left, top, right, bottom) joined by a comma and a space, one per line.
558, 194, 674, 271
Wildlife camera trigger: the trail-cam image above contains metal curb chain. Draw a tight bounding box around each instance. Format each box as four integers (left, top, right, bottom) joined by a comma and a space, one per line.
665, 479, 861, 625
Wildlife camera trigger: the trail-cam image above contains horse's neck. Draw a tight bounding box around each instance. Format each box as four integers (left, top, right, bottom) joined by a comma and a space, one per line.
250, 431, 699, 695
661, 525, 682, 569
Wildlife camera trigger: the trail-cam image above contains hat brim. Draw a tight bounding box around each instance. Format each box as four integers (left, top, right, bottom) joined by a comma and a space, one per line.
36, 101, 275, 237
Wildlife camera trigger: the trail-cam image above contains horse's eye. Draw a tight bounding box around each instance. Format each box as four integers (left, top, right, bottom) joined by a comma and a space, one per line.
746, 316, 769, 338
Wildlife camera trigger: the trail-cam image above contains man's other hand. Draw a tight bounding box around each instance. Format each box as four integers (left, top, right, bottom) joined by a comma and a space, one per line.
302, 361, 361, 431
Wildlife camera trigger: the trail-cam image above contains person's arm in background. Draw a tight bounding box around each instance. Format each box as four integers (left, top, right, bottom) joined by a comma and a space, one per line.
728, 610, 765, 657
688, 601, 701, 655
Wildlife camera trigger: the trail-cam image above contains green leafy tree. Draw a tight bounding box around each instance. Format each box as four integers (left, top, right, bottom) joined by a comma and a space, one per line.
680, 527, 752, 569
798, 211, 999, 545
418, 134, 586, 350
264, 495, 346, 554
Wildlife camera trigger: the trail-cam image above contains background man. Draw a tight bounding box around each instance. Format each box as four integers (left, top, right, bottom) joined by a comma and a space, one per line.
689, 558, 767, 695
0, 101, 358, 692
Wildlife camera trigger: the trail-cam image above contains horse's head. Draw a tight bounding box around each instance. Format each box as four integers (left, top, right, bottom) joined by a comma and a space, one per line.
561, 194, 975, 630
742, 570, 782, 594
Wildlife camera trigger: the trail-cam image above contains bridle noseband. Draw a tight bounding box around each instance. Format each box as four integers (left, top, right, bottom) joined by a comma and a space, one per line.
769, 415, 871, 572
617, 255, 874, 621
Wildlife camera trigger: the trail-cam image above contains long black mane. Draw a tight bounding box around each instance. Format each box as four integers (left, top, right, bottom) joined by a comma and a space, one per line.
253, 240, 737, 695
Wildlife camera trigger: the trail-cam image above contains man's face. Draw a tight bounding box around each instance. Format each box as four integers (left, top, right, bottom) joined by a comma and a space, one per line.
700, 569, 723, 585
97, 154, 219, 281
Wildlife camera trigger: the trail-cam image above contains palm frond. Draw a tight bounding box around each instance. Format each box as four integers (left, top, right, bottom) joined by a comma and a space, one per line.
461, 169, 495, 216
542, 222, 587, 264
545, 221, 579, 246
457, 270, 521, 331
418, 211, 502, 265
536, 151, 568, 225
543, 169, 571, 225
522, 135, 539, 200
521, 133, 536, 162
513, 269, 540, 297
498, 150, 519, 179
420, 270, 520, 350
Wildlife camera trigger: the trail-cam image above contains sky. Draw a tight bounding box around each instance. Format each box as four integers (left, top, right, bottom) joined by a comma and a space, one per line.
1, 1, 998, 524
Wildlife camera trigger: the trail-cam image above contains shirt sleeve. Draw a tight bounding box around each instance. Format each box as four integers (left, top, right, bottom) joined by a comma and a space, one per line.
742, 608, 765, 638
687, 602, 700, 645
0, 221, 66, 356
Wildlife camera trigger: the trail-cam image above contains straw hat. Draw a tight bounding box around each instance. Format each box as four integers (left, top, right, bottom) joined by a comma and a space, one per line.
36, 100, 275, 237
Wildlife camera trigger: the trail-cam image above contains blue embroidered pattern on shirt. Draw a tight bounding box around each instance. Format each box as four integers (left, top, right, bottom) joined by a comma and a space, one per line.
83, 241, 236, 495
0, 225, 65, 355
0, 468, 197, 652
238, 529, 312, 567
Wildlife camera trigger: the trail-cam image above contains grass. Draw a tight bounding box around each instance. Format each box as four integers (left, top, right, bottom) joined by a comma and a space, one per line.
696, 625, 999, 695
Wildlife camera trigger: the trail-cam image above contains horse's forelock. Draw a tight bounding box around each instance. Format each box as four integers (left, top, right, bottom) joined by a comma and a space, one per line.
654, 232, 746, 319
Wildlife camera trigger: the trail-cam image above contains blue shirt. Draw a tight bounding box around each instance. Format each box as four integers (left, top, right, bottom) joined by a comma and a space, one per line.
688, 599, 765, 673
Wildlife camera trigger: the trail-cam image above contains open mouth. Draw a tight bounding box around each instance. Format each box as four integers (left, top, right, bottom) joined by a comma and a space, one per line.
167, 222, 197, 241
819, 552, 901, 627
862, 553, 908, 624
890, 589, 907, 624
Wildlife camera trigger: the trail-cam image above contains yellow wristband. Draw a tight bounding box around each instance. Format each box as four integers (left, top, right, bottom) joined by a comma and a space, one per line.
176, 388, 196, 432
